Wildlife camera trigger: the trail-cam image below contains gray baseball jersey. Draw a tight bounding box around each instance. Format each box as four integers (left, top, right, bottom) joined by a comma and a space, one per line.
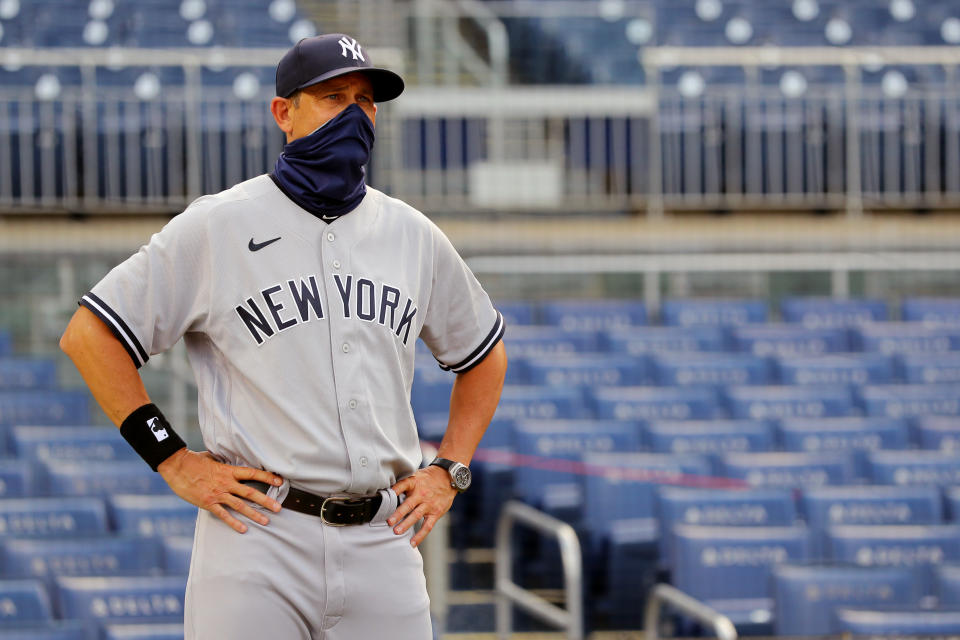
80, 175, 504, 496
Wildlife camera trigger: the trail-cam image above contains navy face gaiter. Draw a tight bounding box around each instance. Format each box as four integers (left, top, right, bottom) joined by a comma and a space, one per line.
272, 103, 375, 219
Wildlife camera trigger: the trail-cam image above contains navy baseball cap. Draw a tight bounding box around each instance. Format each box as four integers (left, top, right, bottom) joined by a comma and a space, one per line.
275, 33, 404, 102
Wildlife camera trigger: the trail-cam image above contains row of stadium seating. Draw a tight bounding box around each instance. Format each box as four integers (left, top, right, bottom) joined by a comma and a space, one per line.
501, 0, 960, 85
0, 0, 313, 48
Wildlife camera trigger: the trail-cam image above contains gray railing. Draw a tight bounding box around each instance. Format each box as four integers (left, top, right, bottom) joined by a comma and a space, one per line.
4, 47, 960, 215
645, 583, 738, 640
495, 500, 583, 639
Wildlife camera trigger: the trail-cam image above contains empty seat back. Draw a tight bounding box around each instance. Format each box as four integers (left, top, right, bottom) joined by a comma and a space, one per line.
107, 495, 197, 538
658, 486, 795, 560
504, 326, 598, 358
0, 498, 108, 538
826, 524, 960, 593
55, 575, 187, 623
858, 384, 960, 419
773, 564, 922, 635
161, 537, 192, 575
777, 353, 894, 386
0, 358, 57, 390
0, 537, 163, 581
646, 420, 774, 466
41, 462, 171, 497
731, 326, 849, 358
724, 385, 854, 420
0, 391, 89, 427
495, 301, 535, 326
720, 451, 854, 489
780, 297, 887, 328
602, 326, 726, 356
778, 417, 909, 478
590, 386, 718, 421
495, 386, 588, 421
914, 416, 960, 451
660, 299, 767, 327
835, 607, 960, 634
540, 299, 646, 331
650, 353, 769, 388
12, 427, 137, 463
852, 323, 960, 355
670, 524, 810, 599
868, 450, 960, 486
901, 297, 960, 324
525, 354, 643, 388
899, 353, 960, 385
0, 579, 54, 625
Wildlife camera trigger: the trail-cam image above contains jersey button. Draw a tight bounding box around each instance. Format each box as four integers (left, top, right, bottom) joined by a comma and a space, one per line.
333, 259, 341, 269
341, 343, 350, 353
359, 456, 368, 467
348, 399, 358, 409
326, 232, 335, 242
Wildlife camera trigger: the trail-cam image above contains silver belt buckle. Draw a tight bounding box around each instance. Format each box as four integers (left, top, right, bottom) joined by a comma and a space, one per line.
320, 496, 351, 526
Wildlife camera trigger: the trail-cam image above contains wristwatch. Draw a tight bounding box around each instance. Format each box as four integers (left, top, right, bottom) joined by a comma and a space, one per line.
430, 457, 472, 492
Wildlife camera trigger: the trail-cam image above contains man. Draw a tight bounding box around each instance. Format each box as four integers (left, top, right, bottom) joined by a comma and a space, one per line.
60, 33, 507, 639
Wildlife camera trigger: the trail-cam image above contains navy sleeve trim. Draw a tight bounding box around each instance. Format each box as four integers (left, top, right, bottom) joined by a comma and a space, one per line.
437, 311, 505, 374
79, 292, 149, 369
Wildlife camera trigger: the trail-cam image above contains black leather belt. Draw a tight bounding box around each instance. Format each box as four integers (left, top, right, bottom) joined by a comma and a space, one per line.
244, 482, 383, 526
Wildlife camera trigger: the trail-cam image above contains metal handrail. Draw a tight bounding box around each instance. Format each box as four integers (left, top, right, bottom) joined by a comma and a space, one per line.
644, 583, 738, 640
495, 500, 583, 640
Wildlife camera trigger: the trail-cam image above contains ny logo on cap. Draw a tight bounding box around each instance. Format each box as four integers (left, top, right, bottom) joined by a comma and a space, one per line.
339, 36, 365, 62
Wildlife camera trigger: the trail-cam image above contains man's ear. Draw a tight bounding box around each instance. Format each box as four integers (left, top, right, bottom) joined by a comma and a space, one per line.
270, 97, 294, 140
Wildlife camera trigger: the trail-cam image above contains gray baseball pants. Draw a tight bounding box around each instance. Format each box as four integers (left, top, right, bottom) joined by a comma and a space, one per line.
184, 485, 432, 639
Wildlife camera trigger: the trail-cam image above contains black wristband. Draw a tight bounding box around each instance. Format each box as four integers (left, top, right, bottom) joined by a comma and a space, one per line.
120, 403, 187, 472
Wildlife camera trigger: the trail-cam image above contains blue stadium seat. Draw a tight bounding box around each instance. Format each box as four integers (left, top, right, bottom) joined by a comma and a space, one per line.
899, 353, 960, 384
0, 359, 57, 390
41, 462, 171, 497
937, 564, 960, 605
780, 297, 888, 328
657, 486, 796, 561
773, 564, 922, 636
731, 325, 849, 357
55, 576, 186, 624
0, 621, 93, 639
777, 353, 894, 386
0, 497, 108, 538
901, 297, 960, 324
868, 450, 960, 486
160, 537, 192, 576
649, 353, 769, 388
724, 385, 854, 420
410, 365, 454, 415
103, 623, 184, 640
947, 487, 960, 522
539, 299, 646, 332
504, 326, 599, 358
107, 496, 196, 538
0, 579, 54, 625
660, 299, 767, 327
645, 420, 774, 469
0, 537, 163, 581
800, 485, 943, 557
525, 354, 643, 388
826, 524, 960, 593
12, 427, 137, 463
0, 332, 10, 357
495, 301, 535, 326
0, 391, 89, 427
512, 419, 641, 515
852, 322, 960, 355
914, 416, 960, 451
778, 417, 909, 478
601, 326, 726, 356
670, 524, 810, 600
720, 451, 854, 489
858, 384, 960, 419
0, 460, 38, 497
834, 608, 960, 634
494, 386, 588, 421
580, 452, 711, 545
590, 386, 718, 421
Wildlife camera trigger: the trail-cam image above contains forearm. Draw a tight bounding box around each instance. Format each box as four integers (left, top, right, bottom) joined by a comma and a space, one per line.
60, 306, 151, 427
437, 341, 507, 464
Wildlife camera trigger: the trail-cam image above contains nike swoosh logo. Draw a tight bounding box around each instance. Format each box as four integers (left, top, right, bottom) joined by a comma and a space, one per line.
248, 236, 281, 252
321, 215, 338, 221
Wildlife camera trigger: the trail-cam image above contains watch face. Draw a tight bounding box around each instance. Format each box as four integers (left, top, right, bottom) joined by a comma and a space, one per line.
452, 465, 472, 490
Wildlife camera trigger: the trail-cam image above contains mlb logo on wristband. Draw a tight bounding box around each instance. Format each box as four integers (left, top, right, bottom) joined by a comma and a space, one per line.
147, 417, 169, 442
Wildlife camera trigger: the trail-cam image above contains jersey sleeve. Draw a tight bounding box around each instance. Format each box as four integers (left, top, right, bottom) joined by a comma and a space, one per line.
78, 203, 211, 368
419, 224, 504, 374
